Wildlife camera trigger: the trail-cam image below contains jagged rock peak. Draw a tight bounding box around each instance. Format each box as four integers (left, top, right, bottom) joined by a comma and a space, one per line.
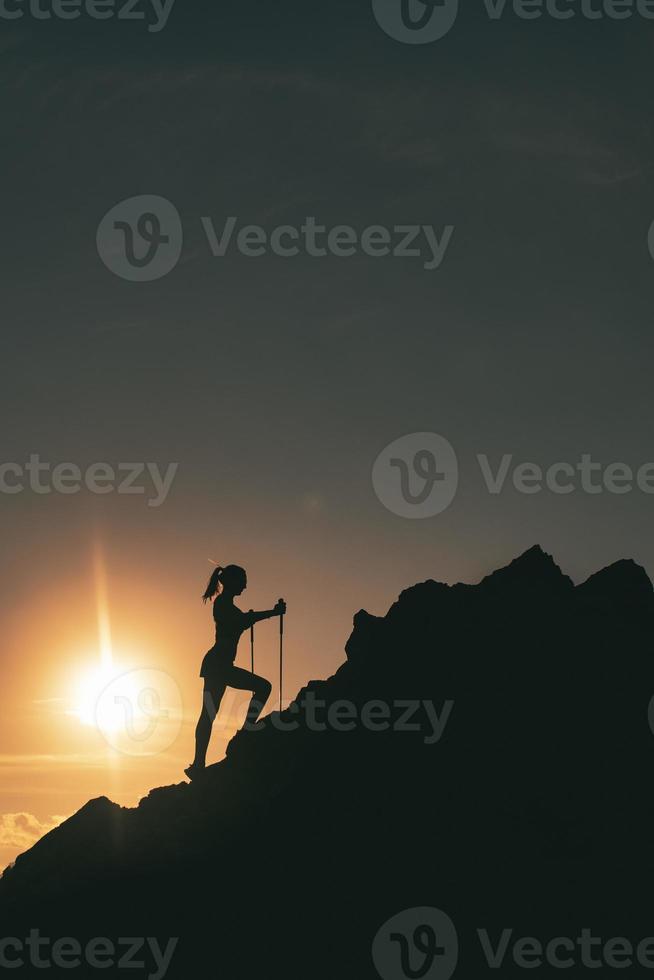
479, 545, 574, 593
577, 558, 653, 602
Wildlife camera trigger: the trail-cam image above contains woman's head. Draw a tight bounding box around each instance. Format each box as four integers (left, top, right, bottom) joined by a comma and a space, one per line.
202, 564, 247, 602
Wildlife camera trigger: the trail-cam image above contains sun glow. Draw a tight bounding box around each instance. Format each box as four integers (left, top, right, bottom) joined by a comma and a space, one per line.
71, 543, 135, 732
72, 661, 137, 731
68, 543, 184, 756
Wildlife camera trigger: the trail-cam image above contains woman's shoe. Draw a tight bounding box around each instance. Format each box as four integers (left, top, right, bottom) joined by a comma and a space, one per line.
184, 763, 205, 781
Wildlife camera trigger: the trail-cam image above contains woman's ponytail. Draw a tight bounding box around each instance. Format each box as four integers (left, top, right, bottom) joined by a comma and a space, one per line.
202, 565, 223, 603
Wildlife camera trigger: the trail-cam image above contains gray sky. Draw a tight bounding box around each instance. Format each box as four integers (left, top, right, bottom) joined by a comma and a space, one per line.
2, 1, 654, 612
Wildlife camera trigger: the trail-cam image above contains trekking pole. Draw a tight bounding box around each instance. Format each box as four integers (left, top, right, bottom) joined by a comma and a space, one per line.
278, 598, 284, 711
250, 620, 255, 674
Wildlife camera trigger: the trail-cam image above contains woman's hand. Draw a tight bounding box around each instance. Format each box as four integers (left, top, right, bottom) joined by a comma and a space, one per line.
274, 598, 286, 616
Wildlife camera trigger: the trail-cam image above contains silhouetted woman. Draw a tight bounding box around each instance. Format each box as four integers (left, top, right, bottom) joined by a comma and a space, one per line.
185, 564, 285, 781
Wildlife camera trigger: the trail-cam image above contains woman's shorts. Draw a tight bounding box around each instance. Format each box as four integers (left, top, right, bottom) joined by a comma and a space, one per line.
199, 647, 233, 687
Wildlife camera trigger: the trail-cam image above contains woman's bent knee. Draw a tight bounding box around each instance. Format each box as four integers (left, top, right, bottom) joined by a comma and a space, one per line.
255, 679, 272, 701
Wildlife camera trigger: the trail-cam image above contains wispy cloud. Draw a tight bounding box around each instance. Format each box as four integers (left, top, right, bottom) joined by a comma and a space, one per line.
478, 86, 650, 187
0, 811, 67, 858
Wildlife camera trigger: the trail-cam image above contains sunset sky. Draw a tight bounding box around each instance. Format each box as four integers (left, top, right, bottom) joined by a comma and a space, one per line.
1, 0, 654, 867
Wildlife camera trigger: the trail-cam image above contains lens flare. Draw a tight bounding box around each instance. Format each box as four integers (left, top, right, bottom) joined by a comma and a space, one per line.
71, 542, 136, 732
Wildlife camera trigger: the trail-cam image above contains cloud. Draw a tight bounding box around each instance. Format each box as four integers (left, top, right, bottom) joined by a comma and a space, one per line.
0, 812, 66, 854
477, 86, 649, 187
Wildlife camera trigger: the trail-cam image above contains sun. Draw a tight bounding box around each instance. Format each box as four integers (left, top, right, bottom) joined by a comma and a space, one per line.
72, 661, 139, 733
70, 658, 184, 756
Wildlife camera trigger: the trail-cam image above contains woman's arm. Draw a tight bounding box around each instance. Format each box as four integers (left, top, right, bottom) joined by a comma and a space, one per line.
244, 599, 286, 627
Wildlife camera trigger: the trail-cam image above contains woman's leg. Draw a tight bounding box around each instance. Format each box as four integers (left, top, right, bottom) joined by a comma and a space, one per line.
225, 666, 272, 729
190, 683, 226, 769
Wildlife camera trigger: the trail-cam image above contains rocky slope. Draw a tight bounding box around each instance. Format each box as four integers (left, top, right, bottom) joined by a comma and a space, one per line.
1, 546, 652, 978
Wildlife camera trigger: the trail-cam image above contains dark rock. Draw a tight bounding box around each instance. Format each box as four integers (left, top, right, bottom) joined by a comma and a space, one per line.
1, 547, 653, 979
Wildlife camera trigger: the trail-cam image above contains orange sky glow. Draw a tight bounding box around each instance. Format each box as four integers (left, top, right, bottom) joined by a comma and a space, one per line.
0, 515, 469, 870
0, 488, 620, 871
